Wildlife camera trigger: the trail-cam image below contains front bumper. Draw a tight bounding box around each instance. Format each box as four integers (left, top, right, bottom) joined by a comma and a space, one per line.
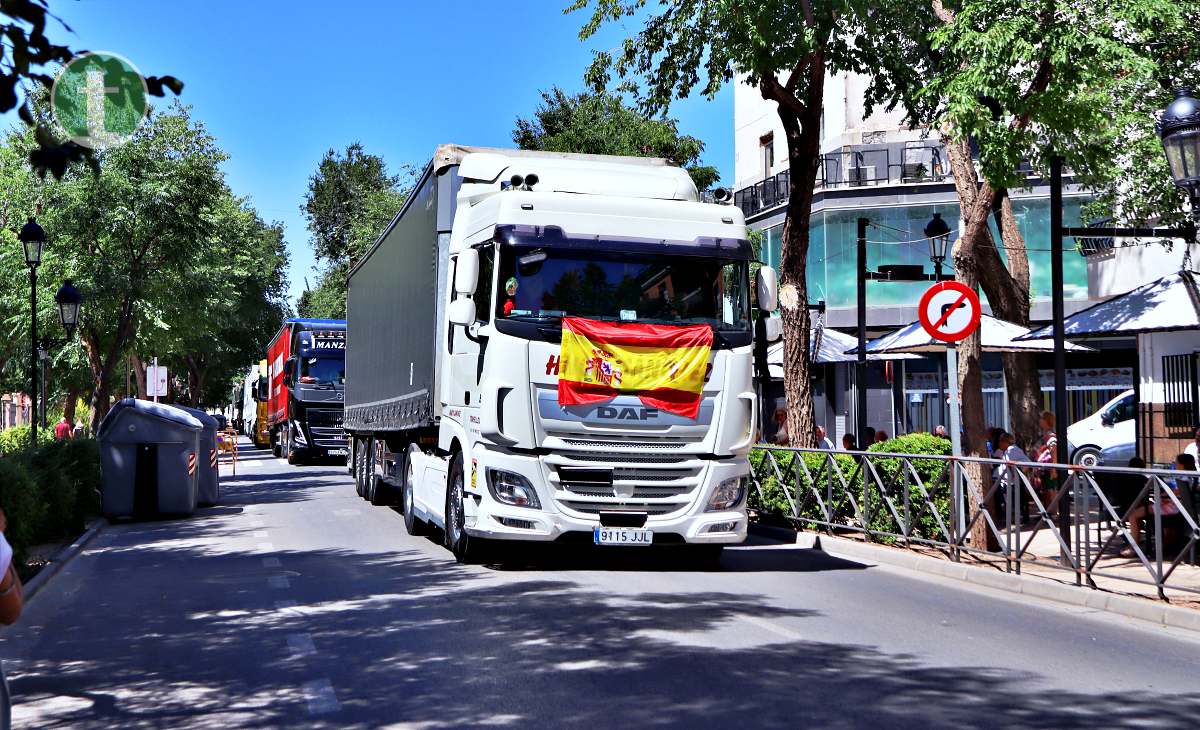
463, 447, 748, 544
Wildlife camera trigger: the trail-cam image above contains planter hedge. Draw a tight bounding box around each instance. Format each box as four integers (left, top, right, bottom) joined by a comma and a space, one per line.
0, 437, 102, 565
750, 433, 953, 543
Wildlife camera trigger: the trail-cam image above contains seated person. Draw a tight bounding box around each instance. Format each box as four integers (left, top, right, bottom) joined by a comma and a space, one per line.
1122, 453, 1192, 557
503, 277, 519, 317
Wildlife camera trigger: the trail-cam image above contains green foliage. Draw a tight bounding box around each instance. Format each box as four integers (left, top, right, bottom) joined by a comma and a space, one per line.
513, 87, 719, 190
300, 143, 409, 317
0, 425, 54, 455
0, 437, 100, 565
749, 434, 954, 543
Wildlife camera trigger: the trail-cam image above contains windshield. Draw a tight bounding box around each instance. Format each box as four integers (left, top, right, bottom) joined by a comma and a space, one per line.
299, 357, 345, 387
495, 245, 751, 332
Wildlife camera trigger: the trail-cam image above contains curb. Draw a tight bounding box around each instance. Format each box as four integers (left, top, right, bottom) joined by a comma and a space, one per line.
23, 518, 107, 604
748, 522, 1200, 634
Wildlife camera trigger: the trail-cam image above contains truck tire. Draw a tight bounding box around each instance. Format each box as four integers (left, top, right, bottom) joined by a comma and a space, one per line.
287, 429, 304, 465
353, 437, 367, 497
445, 452, 480, 563
272, 430, 281, 458
366, 439, 391, 506
403, 447, 427, 536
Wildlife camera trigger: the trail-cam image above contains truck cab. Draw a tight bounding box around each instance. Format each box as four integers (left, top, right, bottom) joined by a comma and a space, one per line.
267, 319, 348, 463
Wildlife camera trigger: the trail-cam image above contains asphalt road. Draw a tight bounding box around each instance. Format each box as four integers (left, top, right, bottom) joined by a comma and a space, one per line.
4, 439, 1200, 729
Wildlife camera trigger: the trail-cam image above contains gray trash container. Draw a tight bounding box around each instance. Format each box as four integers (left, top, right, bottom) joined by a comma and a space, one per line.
97, 398, 202, 518
171, 405, 221, 507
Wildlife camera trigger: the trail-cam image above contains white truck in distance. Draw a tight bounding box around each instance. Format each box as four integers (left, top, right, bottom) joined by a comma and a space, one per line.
343, 145, 778, 563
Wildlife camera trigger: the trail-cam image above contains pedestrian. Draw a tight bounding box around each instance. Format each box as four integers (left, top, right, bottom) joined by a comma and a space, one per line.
1035, 411, 1059, 517
1184, 427, 1200, 461
0, 507, 25, 729
986, 427, 1004, 457
72, 419, 84, 439
814, 425, 834, 450
842, 434, 857, 451
874, 430, 889, 445
1123, 453, 1192, 556
772, 408, 789, 446
994, 432, 1031, 524
933, 424, 948, 439
53, 416, 72, 441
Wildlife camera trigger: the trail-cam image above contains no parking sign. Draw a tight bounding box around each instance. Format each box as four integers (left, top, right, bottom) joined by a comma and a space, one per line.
917, 281, 981, 343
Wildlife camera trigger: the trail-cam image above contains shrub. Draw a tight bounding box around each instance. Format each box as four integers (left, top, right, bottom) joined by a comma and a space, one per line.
0, 437, 101, 565
749, 434, 954, 542
0, 425, 54, 455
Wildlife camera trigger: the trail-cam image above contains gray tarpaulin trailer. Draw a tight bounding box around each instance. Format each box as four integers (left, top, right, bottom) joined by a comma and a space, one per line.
97, 399, 201, 518
171, 404, 221, 506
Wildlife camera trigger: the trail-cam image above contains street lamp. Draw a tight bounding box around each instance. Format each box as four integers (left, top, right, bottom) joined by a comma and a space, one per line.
924, 212, 952, 279
55, 279, 82, 339
1158, 87, 1200, 220
18, 217, 83, 447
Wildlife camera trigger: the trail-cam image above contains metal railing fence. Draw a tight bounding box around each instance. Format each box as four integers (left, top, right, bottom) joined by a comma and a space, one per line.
749, 446, 1200, 600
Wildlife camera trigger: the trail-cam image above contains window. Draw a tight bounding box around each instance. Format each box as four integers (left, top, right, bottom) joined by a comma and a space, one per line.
1162, 354, 1197, 429
1106, 394, 1135, 424
472, 244, 495, 323
760, 133, 774, 179
299, 357, 344, 386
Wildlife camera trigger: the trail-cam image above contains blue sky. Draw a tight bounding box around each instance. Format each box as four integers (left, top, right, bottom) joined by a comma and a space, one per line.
39, 1, 734, 307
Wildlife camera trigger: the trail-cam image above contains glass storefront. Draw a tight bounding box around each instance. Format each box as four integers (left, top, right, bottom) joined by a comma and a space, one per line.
760, 197, 1089, 307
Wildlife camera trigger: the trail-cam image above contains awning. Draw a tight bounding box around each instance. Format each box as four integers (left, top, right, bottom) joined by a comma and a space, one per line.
767, 327, 919, 378
850, 314, 1096, 355
1019, 270, 1200, 340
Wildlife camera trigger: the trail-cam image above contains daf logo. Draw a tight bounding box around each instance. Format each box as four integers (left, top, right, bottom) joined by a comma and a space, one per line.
595, 406, 659, 421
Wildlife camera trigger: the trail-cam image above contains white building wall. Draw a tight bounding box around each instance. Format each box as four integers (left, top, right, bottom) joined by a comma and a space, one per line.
733, 71, 921, 191
1087, 241, 1200, 300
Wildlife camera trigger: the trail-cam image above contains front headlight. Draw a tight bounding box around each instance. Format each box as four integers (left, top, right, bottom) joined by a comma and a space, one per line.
706, 477, 747, 512
487, 469, 541, 509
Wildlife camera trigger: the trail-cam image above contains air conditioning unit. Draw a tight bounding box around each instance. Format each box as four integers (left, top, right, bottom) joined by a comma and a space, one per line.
848, 165, 876, 186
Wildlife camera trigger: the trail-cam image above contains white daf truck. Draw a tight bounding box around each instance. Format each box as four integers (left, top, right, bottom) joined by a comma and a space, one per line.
344, 145, 777, 563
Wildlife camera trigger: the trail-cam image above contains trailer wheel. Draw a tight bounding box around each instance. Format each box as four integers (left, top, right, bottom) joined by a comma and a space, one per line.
445, 452, 479, 563
403, 446, 426, 536
367, 439, 391, 506
353, 438, 367, 497
271, 429, 281, 458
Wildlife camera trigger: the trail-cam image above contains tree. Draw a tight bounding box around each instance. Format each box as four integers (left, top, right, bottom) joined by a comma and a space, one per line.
571, 0, 918, 448
513, 86, 719, 190
870, 0, 1191, 547
299, 144, 409, 317
39, 103, 231, 431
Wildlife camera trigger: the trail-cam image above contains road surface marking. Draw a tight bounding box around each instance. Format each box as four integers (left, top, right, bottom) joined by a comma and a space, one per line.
262, 557, 282, 568
287, 633, 316, 657
736, 613, 806, 642
268, 575, 290, 589
302, 679, 340, 715
258, 542, 275, 552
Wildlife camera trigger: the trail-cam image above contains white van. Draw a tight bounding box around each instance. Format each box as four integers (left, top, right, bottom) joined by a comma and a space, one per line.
1066, 390, 1135, 467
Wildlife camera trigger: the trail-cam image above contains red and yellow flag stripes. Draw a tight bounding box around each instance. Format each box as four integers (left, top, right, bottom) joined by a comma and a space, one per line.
557, 317, 712, 419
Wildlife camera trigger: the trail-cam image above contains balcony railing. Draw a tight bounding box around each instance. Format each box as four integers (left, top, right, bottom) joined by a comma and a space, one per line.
735, 141, 952, 219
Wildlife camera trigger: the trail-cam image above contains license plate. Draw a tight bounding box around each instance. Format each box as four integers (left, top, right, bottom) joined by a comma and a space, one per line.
593, 528, 654, 546
328, 448, 348, 457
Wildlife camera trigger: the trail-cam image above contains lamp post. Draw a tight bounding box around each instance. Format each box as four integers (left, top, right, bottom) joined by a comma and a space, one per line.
1045, 87, 1199, 569
19, 215, 83, 448
924, 212, 953, 431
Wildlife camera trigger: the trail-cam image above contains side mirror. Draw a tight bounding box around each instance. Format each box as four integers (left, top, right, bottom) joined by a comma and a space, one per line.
448, 298, 477, 326
1100, 412, 1114, 426
757, 266, 778, 313
283, 358, 295, 378
455, 249, 480, 295
763, 317, 783, 343
256, 378, 268, 401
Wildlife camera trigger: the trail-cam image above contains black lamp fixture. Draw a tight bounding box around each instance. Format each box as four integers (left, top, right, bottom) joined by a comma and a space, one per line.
1158, 87, 1200, 219
55, 279, 82, 339
19, 216, 46, 267
924, 212, 952, 276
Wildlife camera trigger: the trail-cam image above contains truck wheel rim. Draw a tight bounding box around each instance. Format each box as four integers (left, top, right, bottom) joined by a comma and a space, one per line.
450, 472, 463, 543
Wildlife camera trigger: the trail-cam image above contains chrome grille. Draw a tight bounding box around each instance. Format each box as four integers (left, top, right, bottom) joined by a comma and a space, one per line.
548, 451, 703, 516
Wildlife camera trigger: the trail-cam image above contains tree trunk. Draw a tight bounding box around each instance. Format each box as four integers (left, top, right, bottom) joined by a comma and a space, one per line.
63, 388, 79, 423
763, 58, 825, 450
83, 298, 137, 433
132, 354, 147, 399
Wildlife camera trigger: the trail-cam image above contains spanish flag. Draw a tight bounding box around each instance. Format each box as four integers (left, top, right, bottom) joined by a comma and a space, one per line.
557, 317, 712, 419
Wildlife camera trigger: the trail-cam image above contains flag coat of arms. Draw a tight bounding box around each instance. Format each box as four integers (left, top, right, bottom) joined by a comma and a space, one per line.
557, 317, 712, 419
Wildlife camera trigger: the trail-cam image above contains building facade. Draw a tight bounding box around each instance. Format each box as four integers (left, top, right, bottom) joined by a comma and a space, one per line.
735, 71, 1133, 442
